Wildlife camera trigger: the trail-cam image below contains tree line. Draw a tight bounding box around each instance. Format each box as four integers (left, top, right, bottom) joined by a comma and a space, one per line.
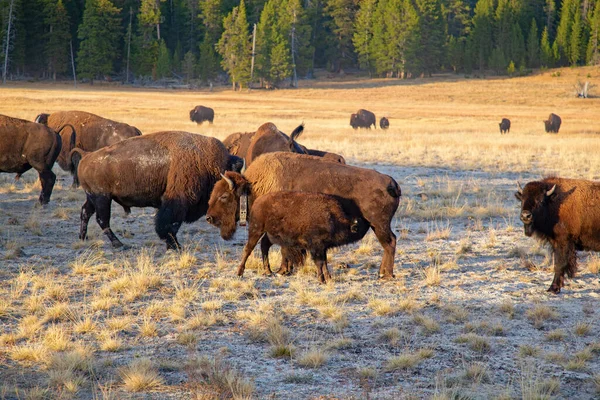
2, 0, 600, 87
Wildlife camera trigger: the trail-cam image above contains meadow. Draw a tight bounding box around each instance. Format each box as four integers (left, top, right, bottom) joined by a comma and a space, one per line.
0, 67, 599, 399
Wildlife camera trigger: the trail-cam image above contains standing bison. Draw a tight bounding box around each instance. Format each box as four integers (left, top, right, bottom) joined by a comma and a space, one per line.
75, 131, 243, 250
35, 110, 142, 188
189, 106, 214, 125
499, 118, 511, 134
379, 117, 390, 130
350, 109, 376, 129
206, 152, 401, 279
543, 113, 561, 133
221, 122, 345, 165
515, 177, 600, 293
0, 115, 68, 205
236, 191, 369, 283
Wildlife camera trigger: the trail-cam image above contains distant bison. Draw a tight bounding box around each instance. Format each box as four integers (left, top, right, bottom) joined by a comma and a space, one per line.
379, 117, 390, 130
544, 113, 561, 133
499, 118, 511, 134
350, 109, 376, 129
515, 177, 600, 293
75, 131, 243, 250
189, 106, 214, 125
0, 115, 69, 205
206, 152, 401, 279
222, 123, 345, 165
35, 110, 142, 188
236, 191, 369, 283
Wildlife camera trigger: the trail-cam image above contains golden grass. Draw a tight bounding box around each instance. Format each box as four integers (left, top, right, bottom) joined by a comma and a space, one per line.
384, 348, 434, 371
297, 348, 329, 368
119, 358, 163, 392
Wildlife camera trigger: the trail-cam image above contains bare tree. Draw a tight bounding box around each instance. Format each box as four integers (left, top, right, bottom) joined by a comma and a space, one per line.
2, 0, 16, 84
575, 80, 595, 98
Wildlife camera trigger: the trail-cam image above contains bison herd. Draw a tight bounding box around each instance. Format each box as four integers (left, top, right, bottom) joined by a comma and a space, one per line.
0, 106, 589, 293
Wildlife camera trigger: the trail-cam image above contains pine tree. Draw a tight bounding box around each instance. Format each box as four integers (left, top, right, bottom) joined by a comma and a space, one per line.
155, 39, 170, 78
76, 0, 121, 83
508, 23, 525, 66
489, 46, 507, 74
44, 0, 71, 80
217, 0, 251, 90
540, 25, 553, 66
569, 7, 583, 65
182, 49, 195, 81
353, 0, 376, 72
415, 0, 445, 76
527, 18, 540, 68
555, 0, 578, 64
586, 0, 600, 65
325, 0, 358, 72
254, 0, 276, 83
198, 0, 223, 82
470, 0, 494, 70
269, 33, 291, 85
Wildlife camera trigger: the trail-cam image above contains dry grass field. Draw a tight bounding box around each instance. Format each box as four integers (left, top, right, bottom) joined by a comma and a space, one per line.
0, 67, 599, 399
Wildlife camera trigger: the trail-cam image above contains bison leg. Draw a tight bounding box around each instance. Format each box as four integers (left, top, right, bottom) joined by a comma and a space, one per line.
278, 247, 306, 275
237, 230, 264, 277
311, 249, 330, 284
79, 197, 96, 241
372, 226, 396, 279
94, 195, 124, 248
548, 244, 576, 294
155, 203, 183, 251
38, 169, 56, 205
260, 235, 274, 276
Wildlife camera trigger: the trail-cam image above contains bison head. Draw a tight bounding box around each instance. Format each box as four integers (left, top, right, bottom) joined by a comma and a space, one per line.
544, 120, 552, 133
35, 113, 50, 125
350, 114, 359, 129
515, 181, 557, 237
206, 172, 250, 240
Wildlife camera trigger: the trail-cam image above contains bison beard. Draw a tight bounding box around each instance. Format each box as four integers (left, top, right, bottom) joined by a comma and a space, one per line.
515, 177, 600, 293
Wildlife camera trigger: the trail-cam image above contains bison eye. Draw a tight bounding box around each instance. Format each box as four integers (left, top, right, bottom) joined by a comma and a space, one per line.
219, 193, 229, 202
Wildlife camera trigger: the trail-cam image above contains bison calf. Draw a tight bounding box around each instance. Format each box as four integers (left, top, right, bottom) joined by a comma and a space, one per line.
516, 177, 600, 293
236, 191, 369, 283
499, 118, 510, 134
380, 117, 390, 130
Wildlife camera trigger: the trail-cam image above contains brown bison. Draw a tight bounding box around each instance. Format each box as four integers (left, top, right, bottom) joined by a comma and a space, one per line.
0, 115, 71, 205
499, 118, 511, 134
350, 109, 376, 129
189, 106, 214, 125
222, 123, 345, 165
35, 111, 142, 188
543, 113, 561, 133
515, 177, 600, 293
236, 191, 369, 283
75, 131, 244, 250
206, 152, 401, 279
379, 117, 390, 130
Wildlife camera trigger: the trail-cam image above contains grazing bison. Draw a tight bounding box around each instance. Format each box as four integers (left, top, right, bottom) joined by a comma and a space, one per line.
206, 152, 401, 279
222, 124, 345, 165
543, 113, 561, 133
0, 115, 69, 205
379, 117, 390, 130
189, 106, 215, 125
236, 191, 369, 283
75, 131, 244, 250
515, 177, 600, 293
35, 110, 142, 188
499, 118, 511, 134
350, 109, 376, 129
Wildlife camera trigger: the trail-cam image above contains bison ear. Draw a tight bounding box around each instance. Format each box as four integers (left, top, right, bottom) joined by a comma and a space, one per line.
515, 182, 523, 201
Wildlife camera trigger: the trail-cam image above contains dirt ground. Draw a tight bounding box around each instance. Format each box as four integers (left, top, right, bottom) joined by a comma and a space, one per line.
1, 160, 598, 399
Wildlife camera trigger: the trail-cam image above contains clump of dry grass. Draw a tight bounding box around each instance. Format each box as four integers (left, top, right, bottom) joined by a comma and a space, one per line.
519, 345, 541, 358
43, 324, 71, 351
455, 333, 491, 353
177, 332, 198, 347
185, 355, 254, 399
297, 348, 329, 368
119, 358, 163, 392
461, 362, 490, 384
545, 328, 566, 342
138, 318, 159, 337
426, 221, 452, 241
422, 265, 441, 286
526, 304, 559, 328
413, 314, 440, 334
368, 298, 397, 316
380, 328, 404, 345
574, 322, 591, 337
384, 348, 434, 371
10, 344, 48, 365
99, 334, 123, 352
442, 304, 469, 323
521, 364, 560, 400
265, 318, 295, 359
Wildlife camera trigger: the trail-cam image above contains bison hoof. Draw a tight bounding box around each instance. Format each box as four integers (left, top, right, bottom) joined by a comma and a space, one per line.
547, 285, 561, 294
378, 273, 395, 280
111, 241, 125, 249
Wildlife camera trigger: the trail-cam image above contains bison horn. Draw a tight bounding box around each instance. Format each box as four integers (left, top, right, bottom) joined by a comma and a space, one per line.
240, 158, 246, 175
221, 173, 234, 191
546, 184, 556, 197
516, 181, 523, 195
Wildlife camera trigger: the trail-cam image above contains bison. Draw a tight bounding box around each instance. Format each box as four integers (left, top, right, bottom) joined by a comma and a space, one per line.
236, 191, 369, 283
35, 110, 142, 188
75, 131, 243, 250
206, 152, 401, 279
0, 115, 71, 205
379, 117, 390, 130
515, 177, 600, 293
499, 118, 511, 134
189, 106, 214, 125
543, 113, 561, 133
350, 109, 376, 129
222, 123, 345, 165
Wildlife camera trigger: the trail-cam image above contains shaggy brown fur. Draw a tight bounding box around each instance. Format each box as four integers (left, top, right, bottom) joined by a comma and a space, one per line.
379, 117, 390, 130
543, 113, 561, 133
237, 191, 369, 283
76, 131, 243, 250
499, 118, 511, 134
189, 106, 214, 124
350, 109, 376, 129
206, 152, 401, 279
35, 110, 142, 187
0, 114, 64, 205
515, 177, 600, 293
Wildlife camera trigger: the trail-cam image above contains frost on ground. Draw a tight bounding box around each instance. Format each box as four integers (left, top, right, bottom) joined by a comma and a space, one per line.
0, 165, 598, 399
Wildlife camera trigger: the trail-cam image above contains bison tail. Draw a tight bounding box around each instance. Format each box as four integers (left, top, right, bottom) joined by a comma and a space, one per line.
47, 131, 62, 168
387, 178, 401, 198
290, 123, 305, 142
69, 148, 88, 177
